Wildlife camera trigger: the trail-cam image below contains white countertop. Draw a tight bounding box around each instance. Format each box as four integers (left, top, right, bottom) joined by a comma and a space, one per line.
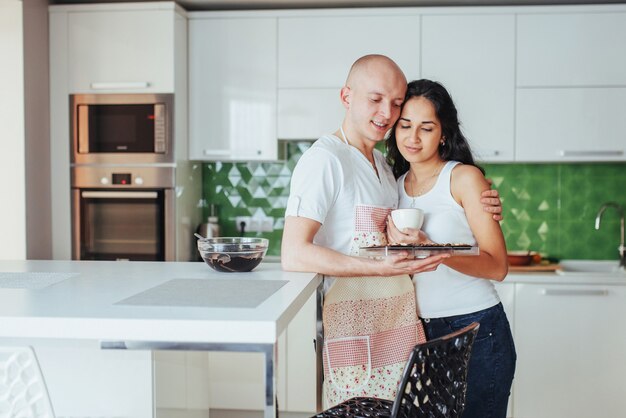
0, 260, 320, 345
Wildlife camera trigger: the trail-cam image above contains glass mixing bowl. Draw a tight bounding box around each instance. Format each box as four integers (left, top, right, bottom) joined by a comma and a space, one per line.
197, 237, 269, 272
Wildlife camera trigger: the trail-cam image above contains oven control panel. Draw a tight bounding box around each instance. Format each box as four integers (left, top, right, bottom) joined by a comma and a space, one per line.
112, 173, 132, 185
72, 166, 175, 189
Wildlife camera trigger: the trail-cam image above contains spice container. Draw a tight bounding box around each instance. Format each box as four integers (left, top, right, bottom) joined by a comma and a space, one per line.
197, 204, 220, 239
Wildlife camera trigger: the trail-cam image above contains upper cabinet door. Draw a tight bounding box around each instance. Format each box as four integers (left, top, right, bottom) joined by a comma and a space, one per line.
188, 17, 277, 161
68, 10, 175, 93
421, 14, 515, 162
517, 12, 626, 87
276, 14, 419, 140
278, 15, 420, 88
278, 89, 343, 140
516, 88, 626, 162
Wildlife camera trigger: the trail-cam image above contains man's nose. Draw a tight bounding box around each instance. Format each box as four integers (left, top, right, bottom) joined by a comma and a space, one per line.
378, 102, 392, 118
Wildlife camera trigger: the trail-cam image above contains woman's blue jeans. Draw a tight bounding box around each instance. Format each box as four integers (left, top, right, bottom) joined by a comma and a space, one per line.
421, 303, 516, 418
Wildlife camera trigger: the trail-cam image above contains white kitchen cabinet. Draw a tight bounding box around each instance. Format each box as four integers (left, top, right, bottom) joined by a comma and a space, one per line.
516, 88, 626, 162
421, 14, 515, 162
277, 89, 343, 140
278, 15, 420, 89
515, 9, 626, 163
517, 12, 626, 87
276, 14, 420, 140
188, 16, 278, 161
66, 6, 182, 93
514, 283, 626, 418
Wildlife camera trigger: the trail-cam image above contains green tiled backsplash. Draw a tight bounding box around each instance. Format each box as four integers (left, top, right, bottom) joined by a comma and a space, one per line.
201, 143, 626, 261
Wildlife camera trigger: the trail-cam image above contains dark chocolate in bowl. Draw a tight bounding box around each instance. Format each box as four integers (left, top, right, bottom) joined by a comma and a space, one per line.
202, 252, 264, 272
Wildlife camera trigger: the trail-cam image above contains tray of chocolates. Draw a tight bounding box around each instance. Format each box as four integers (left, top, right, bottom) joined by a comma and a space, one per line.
359, 243, 479, 259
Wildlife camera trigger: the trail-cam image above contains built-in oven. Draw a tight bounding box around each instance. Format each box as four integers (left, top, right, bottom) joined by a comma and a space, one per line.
70, 93, 174, 165
71, 165, 176, 261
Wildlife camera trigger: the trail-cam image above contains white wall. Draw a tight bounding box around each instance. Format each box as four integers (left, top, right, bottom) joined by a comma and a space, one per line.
0, 0, 26, 260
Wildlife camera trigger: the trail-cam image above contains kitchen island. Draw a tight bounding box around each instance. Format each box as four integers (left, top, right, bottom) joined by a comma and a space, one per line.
0, 260, 321, 418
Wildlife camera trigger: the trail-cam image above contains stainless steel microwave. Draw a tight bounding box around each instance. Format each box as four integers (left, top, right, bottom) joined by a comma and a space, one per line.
70, 93, 174, 165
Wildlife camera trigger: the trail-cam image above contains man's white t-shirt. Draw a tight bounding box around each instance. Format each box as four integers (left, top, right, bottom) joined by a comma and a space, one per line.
285, 134, 398, 256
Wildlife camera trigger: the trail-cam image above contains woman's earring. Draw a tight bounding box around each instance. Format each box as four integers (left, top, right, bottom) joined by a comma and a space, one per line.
440, 137, 446, 146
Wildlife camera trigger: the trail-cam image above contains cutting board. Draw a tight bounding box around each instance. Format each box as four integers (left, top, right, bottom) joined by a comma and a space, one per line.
508, 263, 561, 272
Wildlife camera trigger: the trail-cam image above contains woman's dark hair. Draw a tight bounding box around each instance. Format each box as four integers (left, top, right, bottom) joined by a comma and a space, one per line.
386, 79, 484, 179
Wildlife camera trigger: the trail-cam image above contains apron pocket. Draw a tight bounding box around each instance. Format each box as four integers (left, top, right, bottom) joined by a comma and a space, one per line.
324, 335, 371, 393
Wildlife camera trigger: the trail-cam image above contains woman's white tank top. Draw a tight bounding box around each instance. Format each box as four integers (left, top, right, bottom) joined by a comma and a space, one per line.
397, 161, 500, 318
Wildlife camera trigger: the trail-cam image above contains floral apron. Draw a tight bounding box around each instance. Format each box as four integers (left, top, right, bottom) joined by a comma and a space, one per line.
322, 204, 426, 408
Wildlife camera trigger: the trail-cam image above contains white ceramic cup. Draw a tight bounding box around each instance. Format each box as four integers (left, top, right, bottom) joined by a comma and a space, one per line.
391, 208, 425, 231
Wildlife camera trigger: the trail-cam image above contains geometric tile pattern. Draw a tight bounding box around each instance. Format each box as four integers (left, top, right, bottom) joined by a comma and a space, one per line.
483, 163, 626, 261
202, 141, 313, 255
203, 148, 626, 261
0, 347, 55, 418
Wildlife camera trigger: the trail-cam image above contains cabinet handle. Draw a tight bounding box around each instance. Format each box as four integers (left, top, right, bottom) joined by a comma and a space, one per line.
559, 150, 623, 157
541, 288, 608, 297
203, 149, 231, 156
476, 149, 500, 157
90, 82, 150, 90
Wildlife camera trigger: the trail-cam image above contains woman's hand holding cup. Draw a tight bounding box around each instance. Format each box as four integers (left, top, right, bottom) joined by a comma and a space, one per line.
388, 208, 431, 245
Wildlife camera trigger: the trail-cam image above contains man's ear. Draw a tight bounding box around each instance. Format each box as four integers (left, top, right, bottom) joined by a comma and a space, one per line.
340, 86, 351, 109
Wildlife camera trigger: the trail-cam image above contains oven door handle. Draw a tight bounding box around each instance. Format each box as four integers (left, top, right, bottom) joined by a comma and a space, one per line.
81, 191, 159, 199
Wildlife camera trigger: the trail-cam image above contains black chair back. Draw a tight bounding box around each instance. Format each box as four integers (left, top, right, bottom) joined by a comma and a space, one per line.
391, 322, 479, 418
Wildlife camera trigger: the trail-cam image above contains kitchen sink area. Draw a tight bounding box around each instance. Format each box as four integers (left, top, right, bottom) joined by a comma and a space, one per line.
556, 259, 625, 276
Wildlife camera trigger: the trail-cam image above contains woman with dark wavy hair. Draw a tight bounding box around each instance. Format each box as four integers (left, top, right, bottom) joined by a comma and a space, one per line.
386, 79, 516, 418
386, 79, 483, 179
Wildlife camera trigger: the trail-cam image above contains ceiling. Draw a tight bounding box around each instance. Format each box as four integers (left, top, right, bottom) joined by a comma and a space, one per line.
49, 0, 626, 11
